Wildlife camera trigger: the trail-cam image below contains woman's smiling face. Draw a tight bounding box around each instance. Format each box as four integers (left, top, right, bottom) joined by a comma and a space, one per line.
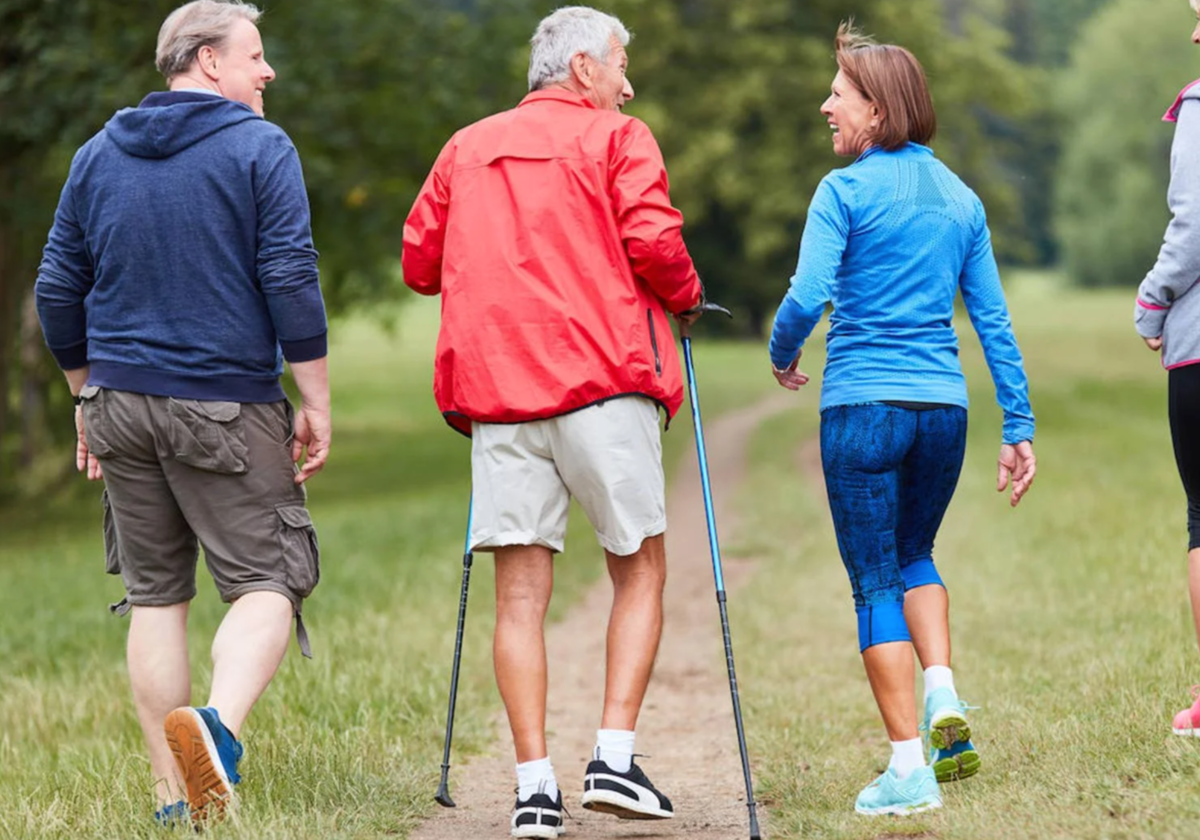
820, 69, 877, 157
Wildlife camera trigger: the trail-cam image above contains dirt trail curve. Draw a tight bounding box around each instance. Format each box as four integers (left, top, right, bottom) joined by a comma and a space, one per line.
411, 392, 796, 840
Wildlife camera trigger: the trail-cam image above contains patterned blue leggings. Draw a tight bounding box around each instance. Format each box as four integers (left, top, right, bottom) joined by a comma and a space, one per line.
820, 403, 968, 652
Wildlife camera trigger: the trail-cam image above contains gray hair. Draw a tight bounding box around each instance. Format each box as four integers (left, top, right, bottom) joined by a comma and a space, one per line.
155, 0, 262, 81
1193, 0, 1199, 12
528, 6, 630, 92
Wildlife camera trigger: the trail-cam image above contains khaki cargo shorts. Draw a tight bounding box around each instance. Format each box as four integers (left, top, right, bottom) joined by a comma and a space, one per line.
80, 386, 319, 655
470, 396, 666, 557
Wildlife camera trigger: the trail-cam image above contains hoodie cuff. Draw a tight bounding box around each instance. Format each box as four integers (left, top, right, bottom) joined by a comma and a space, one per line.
281, 332, 327, 363
50, 343, 89, 371
1134, 300, 1167, 339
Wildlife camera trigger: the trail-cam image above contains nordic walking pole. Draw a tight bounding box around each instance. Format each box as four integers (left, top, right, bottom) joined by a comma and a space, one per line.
680, 302, 763, 840
434, 497, 474, 808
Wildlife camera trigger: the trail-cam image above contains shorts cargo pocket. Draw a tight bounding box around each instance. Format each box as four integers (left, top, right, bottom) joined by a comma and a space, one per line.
79, 385, 115, 457
167, 399, 249, 474
101, 490, 121, 575
276, 504, 320, 599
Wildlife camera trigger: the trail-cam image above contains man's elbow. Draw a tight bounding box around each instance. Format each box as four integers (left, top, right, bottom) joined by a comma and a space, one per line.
400, 256, 442, 296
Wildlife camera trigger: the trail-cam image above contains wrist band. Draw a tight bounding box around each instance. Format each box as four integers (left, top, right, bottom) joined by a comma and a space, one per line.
73, 395, 83, 406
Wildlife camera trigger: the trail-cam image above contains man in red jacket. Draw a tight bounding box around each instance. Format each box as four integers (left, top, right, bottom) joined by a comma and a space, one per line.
403, 7, 703, 837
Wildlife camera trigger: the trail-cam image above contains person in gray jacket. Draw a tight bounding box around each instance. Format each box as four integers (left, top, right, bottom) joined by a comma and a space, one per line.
1134, 0, 1200, 739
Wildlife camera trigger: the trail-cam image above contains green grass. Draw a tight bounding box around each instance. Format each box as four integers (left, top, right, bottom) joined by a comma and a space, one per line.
5, 275, 1196, 839
735, 273, 1200, 838
0, 297, 777, 839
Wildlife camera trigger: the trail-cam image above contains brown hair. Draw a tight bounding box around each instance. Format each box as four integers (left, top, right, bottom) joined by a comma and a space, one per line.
834, 21, 936, 151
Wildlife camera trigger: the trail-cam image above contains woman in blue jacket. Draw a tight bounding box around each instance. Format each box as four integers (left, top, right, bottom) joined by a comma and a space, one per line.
769, 23, 1037, 816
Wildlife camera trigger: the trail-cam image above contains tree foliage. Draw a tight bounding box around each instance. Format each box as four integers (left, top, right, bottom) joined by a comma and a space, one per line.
0, 0, 1094, 493
1055, 0, 1197, 287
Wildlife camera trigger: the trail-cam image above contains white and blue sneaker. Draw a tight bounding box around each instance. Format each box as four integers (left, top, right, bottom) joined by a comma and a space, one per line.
580, 757, 673, 820
511, 787, 566, 838
923, 687, 980, 783
854, 766, 942, 816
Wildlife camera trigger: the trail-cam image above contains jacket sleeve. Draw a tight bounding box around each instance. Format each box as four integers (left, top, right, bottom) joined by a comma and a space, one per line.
256, 141, 327, 363
402, 138, 455, 297
1136, 98, 1200, 338
609, 120, 702, 314
768, 177, 846, 370
35, 166, 93, 371
960, 204, 1035, 445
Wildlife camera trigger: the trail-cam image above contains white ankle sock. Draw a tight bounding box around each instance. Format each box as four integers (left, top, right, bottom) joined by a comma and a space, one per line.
888, 738, 926, 779
595, 729, 635, 773
516, 756, 558, 801
923, 665, 956, 701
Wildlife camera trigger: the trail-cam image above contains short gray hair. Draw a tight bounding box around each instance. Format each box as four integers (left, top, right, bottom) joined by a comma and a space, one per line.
528, 6, 630, 92
155, 0, 262, 81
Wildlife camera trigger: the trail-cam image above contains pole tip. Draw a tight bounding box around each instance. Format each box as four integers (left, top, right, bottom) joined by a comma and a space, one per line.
434, 779, 456, 808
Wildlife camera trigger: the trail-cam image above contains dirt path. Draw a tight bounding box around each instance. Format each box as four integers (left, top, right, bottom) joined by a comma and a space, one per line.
411, 392, 796, 840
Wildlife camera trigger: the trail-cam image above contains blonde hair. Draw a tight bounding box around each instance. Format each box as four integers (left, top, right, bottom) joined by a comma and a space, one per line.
156, 0, 262, 81
833, 21, 937, 151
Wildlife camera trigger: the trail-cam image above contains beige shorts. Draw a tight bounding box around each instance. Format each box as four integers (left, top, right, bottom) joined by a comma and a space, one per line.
470, 396, 666, 557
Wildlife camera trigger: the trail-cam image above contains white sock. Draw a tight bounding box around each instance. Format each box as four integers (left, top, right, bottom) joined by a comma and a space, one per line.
888, 738, 926, 779
516, 757, 558, 801
923, 665, 956, 702
595, 729, 635, 773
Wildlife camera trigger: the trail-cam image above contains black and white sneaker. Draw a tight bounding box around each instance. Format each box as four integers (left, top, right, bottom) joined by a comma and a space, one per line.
511, 789, 565, 838
580, 758, 674, 820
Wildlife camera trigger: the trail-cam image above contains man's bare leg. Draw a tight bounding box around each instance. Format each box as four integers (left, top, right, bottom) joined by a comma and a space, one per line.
600, 533, 666, 731
206, 590, 294, 737
494, 545, 555, 762
128, 603, 190, 806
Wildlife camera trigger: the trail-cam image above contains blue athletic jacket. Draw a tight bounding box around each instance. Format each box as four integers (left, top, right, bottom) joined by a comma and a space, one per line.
35, 91, 326, 403
769, 143, 1035, 444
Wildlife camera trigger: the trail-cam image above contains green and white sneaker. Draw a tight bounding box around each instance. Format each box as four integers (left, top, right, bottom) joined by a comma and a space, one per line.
854, 766, 942, 816
923, 687, 980, 783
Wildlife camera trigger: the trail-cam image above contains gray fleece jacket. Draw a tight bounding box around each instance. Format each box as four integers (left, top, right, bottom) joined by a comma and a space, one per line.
1136, 81, 1200, 369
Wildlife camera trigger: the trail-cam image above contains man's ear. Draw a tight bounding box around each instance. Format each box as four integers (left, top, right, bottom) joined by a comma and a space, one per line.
569, 51, 593, 89
197, 44, 219, 80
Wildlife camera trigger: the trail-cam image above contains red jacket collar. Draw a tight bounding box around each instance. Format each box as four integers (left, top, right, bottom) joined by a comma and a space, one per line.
518, 89, 597, 110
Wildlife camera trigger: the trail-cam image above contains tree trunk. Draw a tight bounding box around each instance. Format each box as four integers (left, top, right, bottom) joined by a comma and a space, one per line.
0, 217, 15, 494
19, 288, 46, 470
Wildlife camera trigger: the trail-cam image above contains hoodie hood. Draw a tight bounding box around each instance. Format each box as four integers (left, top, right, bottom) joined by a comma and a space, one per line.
105, 91, 261, 159
1164, 78, 1200, 123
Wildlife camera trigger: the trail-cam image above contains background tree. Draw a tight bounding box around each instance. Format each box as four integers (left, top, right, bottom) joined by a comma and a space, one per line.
1055, 0, 1197, 287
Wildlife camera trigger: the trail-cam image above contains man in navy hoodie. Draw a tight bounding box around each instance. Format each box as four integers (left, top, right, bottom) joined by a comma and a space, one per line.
34, 0, 329, 825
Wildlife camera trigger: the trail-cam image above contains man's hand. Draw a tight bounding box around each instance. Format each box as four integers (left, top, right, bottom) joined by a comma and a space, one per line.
292, 403, 330, 484
997, 440, 1036, 507
74, 404, 103, 481
1144, 336, 1163, 352
771, 354, 810, 391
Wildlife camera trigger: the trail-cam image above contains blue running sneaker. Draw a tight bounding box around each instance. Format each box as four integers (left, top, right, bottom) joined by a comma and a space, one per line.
164, 706, 244, 824
923, 687, 980, 783
854, 766, 942, 816
153, 799, 190, 828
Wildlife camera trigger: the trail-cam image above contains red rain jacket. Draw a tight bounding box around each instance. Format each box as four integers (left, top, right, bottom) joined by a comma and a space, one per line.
402, 89, 702, 436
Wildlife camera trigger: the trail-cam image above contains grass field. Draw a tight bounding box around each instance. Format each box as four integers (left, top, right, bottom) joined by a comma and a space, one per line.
735, 273, 1200, 839
2, 276, 1196, 838
0, 296, 778, 839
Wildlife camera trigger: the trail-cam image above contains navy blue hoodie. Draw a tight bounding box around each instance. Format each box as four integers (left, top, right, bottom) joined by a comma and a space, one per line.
36, 92, 326, 402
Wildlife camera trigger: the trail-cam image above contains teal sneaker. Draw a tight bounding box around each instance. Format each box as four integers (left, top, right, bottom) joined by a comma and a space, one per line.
923, 687, 980, 783
854, 766, 942, 816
